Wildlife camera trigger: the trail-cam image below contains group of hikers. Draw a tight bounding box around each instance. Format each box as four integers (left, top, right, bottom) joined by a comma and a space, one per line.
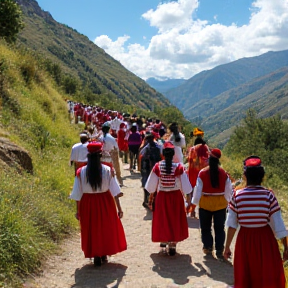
68, 99, 288, 288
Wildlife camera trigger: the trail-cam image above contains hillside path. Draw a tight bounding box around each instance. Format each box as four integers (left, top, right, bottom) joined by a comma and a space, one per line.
25, 161, 235, 288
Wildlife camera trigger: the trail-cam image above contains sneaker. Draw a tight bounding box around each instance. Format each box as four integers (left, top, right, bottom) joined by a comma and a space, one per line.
203, 247, 213, 255
94, 256, 102, 267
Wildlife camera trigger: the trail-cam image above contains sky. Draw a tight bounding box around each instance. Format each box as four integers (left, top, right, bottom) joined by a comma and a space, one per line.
36, 0, 288, 80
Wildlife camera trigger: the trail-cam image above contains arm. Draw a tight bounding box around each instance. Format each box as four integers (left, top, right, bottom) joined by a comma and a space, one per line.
224, 227, 237, 260
192, 177, 203, 205
114, 196, 123, 219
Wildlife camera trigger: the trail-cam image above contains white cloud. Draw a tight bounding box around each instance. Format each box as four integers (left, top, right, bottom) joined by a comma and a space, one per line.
94, 0, 288, 80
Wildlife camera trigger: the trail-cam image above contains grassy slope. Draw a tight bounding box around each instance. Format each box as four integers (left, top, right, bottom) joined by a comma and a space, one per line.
0, 41, 80, 287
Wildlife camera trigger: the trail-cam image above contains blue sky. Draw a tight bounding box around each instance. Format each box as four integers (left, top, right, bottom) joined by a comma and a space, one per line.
36, 0, 288, 80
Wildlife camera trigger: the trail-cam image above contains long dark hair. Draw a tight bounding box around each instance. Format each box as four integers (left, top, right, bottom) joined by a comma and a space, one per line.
86, 152, 102, 190
162, 148, 174, 174
169, 122, 181, 142
209, 156, 220, 188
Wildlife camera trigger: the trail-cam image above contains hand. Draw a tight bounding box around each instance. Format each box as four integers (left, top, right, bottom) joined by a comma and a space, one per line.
223, 247, 232, 260
118, 211, 123, 219
75, 212, 79, 220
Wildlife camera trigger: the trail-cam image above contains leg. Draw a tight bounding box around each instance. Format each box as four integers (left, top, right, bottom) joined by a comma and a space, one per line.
199, 208, 213, 253
129, 150, 133, 170
142, 189, 150, 208
213, 208, 227, 257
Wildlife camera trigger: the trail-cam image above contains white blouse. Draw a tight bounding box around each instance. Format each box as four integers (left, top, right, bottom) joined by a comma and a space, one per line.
70, 164, 121, 201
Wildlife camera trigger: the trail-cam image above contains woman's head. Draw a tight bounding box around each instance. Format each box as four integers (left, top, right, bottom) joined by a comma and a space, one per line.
102, 122, 110, 135
243, 156, 265, 185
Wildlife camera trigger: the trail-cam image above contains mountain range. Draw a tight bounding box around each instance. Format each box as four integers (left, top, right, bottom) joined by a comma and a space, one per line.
162, 50, 288, 144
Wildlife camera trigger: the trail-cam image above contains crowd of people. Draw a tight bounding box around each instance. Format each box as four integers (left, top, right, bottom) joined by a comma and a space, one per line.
68, 99, 288, 287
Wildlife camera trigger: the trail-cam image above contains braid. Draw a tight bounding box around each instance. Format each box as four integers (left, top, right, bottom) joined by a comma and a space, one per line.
163, 148, 174, 174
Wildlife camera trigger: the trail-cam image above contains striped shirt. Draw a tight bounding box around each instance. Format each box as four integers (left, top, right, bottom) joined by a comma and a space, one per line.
229, 186, 280, 228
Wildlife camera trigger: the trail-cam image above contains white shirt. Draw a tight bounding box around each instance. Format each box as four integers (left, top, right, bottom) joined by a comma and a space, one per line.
70, 142, 88, 163
170, 133, 186, 164
98, 133, 119, 162
69, 165, 121, 201
110, 117, 123, 132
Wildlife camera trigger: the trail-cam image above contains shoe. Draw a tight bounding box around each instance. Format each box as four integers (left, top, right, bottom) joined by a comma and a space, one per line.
168, 247, 176, 256
142, 202, 149, 209
216, 250, 224, 259
101, 255, 108, 263
203, 247, 213, 255
160, 242, 167, 248
94, 256, 102, 266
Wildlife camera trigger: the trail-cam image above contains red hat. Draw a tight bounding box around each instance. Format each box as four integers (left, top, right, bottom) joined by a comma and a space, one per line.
163, 141, 174, 149
210, 148, 221, 159
243, 156, 262, 169
120, 123, 126, 129
87, 142, 103, 153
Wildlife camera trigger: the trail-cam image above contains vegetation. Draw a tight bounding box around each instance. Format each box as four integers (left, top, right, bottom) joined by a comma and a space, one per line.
0, 0, 24, 43
0, 40, 80, 287
223, 109, 288, 212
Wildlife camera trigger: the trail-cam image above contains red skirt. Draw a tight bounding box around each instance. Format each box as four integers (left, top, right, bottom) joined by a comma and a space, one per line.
79, 192, 127, 258
234, 225, 285, 288
152, 190, 188, 242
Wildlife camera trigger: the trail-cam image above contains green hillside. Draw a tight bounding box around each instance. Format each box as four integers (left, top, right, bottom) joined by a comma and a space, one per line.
15, 0, 169, 111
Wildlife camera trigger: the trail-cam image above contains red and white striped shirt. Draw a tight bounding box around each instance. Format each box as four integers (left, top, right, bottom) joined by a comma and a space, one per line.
229, 186, 280, 228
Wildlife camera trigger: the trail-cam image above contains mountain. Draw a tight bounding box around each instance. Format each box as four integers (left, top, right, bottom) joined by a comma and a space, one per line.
15, 0, 173, 113
146, 77, 186, 94
164, 50, 288, 142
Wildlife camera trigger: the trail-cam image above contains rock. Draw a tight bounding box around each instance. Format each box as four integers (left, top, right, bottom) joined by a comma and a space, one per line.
0, 137, 33, 174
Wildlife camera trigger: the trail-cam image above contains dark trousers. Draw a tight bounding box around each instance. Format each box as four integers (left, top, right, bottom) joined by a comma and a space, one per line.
199, 208, 227, 252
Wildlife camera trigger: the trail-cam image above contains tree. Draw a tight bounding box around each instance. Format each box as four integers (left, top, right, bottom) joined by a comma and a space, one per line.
0, 0, 24, 43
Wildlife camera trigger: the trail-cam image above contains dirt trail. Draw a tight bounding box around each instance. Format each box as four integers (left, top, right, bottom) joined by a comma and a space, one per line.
24, 162, 234, 288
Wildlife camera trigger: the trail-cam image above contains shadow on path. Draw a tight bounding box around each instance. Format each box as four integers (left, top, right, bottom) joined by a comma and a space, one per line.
72, 262, 127, 288
187, 217, 200, 229
150, 252, 205, 285
193, 254, 234, 286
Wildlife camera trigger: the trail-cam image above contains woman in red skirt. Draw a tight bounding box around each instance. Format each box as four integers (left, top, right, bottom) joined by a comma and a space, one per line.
224, 155, 288, 287
70, 142, 127, 266
145, 141, 193, 255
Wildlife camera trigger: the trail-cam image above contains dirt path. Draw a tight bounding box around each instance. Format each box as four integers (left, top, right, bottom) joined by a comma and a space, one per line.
24, 162, 234, 288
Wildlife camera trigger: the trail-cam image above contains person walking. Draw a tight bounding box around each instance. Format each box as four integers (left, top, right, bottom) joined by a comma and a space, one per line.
69, 142, 127, 267
99, 122, 123, 186
187, 136, 209, 217
145, 141, 192, 255
192, 148, 233, 258
128, 123, 142, 172
140, 132, 162, 209
224, 155, 288, 288
70, 131, 89, 175
168, 122, 186, 164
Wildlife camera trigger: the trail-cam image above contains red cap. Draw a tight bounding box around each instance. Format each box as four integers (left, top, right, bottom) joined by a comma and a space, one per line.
87, 142, 103, 153
210, 148, 221, 159
244, 156, 262, 167
163, 141, 175, 149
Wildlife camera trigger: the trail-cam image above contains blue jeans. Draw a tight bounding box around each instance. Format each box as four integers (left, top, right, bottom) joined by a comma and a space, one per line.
199, 208, 227, 252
